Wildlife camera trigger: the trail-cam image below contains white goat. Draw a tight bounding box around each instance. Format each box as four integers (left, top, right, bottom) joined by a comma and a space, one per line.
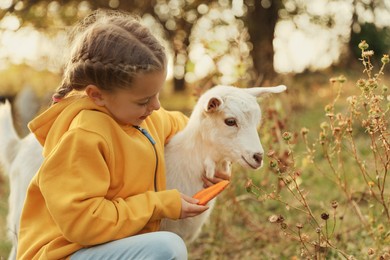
0, 85, 286, 259
0, 101, 43, 260
160, 85, 286, 242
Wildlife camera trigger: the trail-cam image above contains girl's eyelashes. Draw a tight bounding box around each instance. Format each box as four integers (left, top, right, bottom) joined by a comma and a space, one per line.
138, 99, 150, 106
137, 98, 150, 106
137, 93, 159, 106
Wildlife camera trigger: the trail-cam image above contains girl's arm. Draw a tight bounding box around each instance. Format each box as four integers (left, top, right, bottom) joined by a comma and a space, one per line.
39, 129, 181, 246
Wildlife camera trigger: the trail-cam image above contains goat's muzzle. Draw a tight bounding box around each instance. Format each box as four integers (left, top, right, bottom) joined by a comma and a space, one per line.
253, 153, 263, 166
241, 153, 263, 169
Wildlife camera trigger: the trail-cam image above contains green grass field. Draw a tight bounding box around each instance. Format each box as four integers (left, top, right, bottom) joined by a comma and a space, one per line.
0, 68, 389, 259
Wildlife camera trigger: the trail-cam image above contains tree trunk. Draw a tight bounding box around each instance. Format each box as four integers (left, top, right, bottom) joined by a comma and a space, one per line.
245, 0, 281, 85
174, 77, 186, 92
167, 21, 191, 92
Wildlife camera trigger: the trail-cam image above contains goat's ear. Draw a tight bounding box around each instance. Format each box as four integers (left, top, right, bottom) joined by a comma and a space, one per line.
205, 97, 223, 112
244, 85, 287, 97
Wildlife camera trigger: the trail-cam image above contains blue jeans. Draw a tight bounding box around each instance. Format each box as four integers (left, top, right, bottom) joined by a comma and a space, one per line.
70, 231, 187, 260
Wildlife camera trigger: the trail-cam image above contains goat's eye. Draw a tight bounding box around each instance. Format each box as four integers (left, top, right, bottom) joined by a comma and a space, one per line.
224, 118, 237, 127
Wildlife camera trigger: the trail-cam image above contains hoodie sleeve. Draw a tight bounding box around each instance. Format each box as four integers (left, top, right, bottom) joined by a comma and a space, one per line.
157, 109, 189, 144
38, 128, 181, 246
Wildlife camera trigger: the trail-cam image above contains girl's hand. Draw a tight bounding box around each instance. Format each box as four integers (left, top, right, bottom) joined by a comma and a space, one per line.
202, 170, 231, 188
179, 193, 209, 219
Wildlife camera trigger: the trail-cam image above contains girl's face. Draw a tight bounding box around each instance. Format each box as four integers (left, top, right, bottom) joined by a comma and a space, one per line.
98, 71, 166, 126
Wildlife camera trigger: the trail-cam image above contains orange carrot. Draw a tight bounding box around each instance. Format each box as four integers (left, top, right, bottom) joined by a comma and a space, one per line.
193, 180, 230, 205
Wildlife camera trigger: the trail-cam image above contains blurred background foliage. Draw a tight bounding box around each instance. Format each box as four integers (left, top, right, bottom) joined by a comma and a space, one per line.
1, 0, 390, 259
1, 0, 389, 94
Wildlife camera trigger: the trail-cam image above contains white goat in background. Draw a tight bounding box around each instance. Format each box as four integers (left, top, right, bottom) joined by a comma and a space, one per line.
0, 84, 286, 259
0, 101, 43, 260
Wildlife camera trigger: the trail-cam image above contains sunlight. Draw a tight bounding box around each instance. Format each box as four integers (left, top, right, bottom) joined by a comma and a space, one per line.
273, 0, 354, 73
0, 0, 390, 76
0, 28, 40, 69
0, 0, 12, 9
0, 15, 20, 30
0, 25, 68, 71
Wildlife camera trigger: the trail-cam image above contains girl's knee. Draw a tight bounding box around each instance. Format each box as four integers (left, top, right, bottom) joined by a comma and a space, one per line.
71, 231, 187, 260
155, 232, 187, 260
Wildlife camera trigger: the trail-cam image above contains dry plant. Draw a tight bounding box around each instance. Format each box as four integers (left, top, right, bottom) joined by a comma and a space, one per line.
245, 41, 390, 259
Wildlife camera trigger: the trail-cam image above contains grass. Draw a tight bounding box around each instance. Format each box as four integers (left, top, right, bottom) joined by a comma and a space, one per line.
0, 171, 11, 259
0, 53, 389, 258
189, 57, 390, 258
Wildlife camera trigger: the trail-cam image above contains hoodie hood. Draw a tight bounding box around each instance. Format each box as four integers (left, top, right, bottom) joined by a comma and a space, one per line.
28, 95, 109, 157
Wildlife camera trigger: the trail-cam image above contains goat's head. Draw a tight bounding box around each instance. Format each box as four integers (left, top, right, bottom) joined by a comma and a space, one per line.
194, 85, 286, 170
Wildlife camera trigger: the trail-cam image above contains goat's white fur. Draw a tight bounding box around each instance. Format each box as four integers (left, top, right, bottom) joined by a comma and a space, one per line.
0, 101, 42, 260
160, 85, 286, 242
0, 84, 286, 259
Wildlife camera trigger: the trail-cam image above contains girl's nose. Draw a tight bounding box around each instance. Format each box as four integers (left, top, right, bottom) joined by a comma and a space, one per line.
149, 96, 160, 111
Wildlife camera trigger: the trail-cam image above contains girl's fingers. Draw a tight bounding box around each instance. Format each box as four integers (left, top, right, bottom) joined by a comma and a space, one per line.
201, 175, 214, 188
179, 194, 209, 219
186, 204, 209, 216
214, 171, 231, 181
180, 193, 198, 204
202, 171, 231, 188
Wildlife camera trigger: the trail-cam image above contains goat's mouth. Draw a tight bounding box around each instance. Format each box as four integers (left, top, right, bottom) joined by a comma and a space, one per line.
241, 156, 261, 169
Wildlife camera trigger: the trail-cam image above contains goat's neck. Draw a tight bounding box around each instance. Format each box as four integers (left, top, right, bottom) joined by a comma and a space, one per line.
182, 116, 222, 155
179, 120, 227, 177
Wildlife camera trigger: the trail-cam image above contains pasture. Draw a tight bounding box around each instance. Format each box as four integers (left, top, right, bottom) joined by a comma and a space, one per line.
0, 55, 389, 259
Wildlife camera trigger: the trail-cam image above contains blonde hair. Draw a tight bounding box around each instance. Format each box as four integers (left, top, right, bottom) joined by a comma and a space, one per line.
53, 9, 166, 102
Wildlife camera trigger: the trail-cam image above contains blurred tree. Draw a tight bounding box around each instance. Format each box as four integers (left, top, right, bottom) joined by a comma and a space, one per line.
348, 0, 390, 65
244, 0, 282, 84
279, 0, 390, 70
0, 0, 211, 91
1, 0, 389, 90
1, 0, 285, 91
350, 23, 390, 63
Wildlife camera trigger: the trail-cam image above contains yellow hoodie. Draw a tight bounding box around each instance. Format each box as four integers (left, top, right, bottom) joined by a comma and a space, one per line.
17, 95, 188, 260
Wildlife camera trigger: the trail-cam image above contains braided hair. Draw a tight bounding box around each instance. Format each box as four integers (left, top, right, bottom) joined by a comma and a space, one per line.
52, 9, 166, 103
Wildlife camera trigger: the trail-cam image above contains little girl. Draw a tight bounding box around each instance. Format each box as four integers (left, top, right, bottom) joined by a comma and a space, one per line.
17, 9, 212, 259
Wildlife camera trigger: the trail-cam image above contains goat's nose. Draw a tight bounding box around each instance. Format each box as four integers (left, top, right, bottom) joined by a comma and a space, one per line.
253, 153, 263, 165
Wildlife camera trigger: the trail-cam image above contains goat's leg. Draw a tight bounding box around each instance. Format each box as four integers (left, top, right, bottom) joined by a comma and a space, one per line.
204, 157, 216, 179
221, 160, 232, 177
